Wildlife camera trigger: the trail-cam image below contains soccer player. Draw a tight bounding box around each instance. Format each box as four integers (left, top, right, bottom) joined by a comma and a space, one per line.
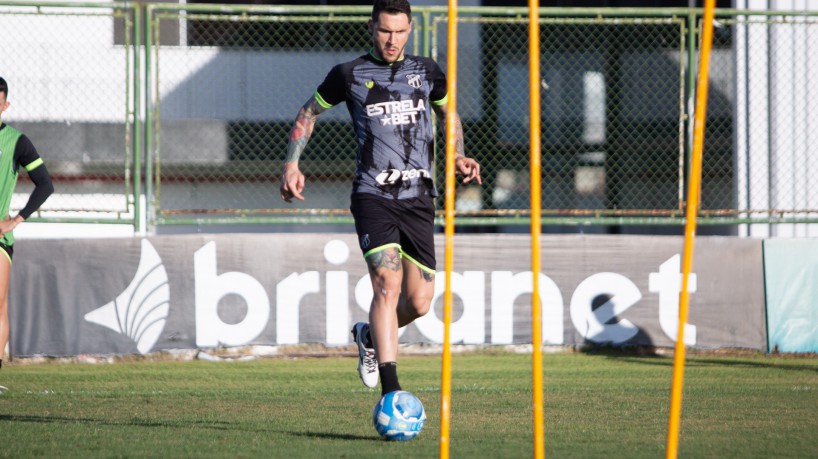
0, 77, 55, 377
280, 0, 481, 396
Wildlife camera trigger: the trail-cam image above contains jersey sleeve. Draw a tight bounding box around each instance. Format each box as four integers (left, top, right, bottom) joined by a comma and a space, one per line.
14, 134, 54, 219
14, 134, 42, 172
315, 64, 347, 108
426, 58, 448, 106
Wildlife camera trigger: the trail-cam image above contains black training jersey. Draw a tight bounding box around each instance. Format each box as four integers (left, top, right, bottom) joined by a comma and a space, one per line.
315, 51, 448, 199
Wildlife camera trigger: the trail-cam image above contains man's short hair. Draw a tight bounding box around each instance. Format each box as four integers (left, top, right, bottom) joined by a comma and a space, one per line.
371, 0, 412, 23
0, 77, 7, 98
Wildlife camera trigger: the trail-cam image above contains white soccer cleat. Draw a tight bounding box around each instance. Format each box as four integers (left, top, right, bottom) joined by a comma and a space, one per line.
0, 385, 7, 396
352, 322, 379, 389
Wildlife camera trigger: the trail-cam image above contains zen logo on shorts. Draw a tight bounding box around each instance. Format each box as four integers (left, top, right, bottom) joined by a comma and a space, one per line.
375, 168, 431, 186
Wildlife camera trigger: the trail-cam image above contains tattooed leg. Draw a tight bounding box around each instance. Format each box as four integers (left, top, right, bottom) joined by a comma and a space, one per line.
366, 247, 404, 364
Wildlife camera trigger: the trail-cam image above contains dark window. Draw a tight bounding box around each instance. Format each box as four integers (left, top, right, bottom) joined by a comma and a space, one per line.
192, 0, 370, 4
186, 0, 373, 49
482, 0, 732, 6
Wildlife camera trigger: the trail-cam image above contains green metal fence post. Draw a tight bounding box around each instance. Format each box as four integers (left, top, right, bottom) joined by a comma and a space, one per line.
133, 3, 142, 233
143, 3, 154, 234
685, 9, 698, 213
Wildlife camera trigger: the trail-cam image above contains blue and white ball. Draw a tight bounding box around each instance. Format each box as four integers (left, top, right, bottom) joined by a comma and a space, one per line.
372, 390, 426, 441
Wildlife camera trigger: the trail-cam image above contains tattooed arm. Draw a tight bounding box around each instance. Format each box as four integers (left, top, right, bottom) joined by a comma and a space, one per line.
281, 96, 327, 202
433, 103, 482, 185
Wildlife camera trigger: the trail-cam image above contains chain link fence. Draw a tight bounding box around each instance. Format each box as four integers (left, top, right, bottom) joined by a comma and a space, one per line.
710, 12, 818, 226
148, 6, 374, 225
2, 4, 817, 228
431, 12, 688, 224
148, 5, 703, 226
0, 1, 136, 224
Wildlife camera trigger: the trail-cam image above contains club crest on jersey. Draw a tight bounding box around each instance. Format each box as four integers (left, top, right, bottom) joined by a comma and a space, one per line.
406, 74, 422, 89
366, 81, 375, 89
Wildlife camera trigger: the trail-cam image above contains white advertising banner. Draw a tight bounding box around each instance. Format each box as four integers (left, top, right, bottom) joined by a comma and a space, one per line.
10, 234, 766, 357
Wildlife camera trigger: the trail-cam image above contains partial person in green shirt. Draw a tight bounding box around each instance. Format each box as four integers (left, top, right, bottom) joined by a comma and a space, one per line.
0, 77, 54, 380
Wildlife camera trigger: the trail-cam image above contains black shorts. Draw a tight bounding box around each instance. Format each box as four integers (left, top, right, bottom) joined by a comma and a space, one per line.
0, 243, 13, 262
350, 193, 436, 274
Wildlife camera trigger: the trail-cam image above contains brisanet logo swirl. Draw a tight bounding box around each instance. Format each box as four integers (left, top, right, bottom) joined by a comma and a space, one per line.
84, 239, 170, 354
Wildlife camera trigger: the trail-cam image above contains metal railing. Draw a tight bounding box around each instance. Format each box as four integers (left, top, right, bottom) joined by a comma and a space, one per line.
2, 2, 817, 228
0, 1, 138, 226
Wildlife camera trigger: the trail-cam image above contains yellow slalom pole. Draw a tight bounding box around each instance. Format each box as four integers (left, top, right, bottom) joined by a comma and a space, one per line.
666, 1, 716, 458
528, 1, 544, 459
440, 1, 458, 458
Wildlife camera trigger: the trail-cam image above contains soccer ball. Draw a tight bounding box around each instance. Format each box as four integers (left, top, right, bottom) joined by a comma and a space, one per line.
372, 390, 426, 441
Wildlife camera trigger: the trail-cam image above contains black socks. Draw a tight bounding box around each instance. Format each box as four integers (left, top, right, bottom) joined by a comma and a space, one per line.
379, 362, 401, 395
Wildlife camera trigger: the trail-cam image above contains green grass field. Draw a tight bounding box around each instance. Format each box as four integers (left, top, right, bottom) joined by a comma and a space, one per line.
1, 350, 816, 458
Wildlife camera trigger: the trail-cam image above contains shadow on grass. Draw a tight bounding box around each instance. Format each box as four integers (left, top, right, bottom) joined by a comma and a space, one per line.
684, 357, 818, 374
0, 414, 380, 441
286, 431, 380, 441
580, 347, 818, 374
0, 414, 236, 430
